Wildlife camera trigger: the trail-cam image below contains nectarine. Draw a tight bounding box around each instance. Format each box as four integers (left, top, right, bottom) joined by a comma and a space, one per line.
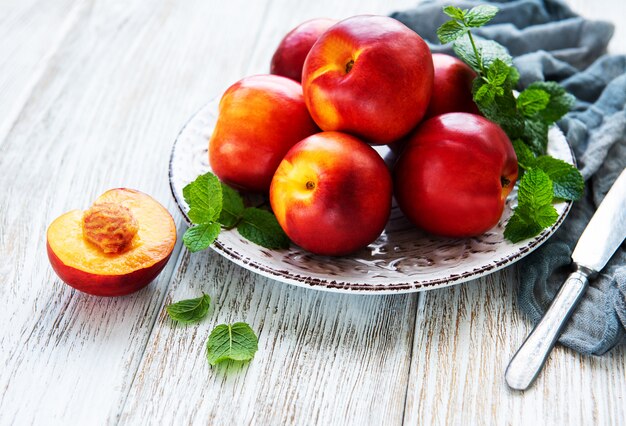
270, 131, 392, 256
47, 188, 176, 296
394, 113, 518, 237
301, 15, 433, 144
209, 75, 319, 193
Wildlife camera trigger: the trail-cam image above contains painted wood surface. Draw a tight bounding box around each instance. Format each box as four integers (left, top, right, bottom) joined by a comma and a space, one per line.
0, 1, 623, 425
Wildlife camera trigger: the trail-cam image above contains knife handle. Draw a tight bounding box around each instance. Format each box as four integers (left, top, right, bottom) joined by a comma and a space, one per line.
505, 268, 590, 390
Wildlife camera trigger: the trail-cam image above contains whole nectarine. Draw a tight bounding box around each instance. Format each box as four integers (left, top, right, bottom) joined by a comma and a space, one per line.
301, 15, 433, 144
209, 75, 318, 193
394, 113, 518, 237
270, 131, 392, 256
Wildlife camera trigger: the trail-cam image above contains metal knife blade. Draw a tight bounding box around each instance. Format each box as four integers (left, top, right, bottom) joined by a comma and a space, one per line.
506, 168, 626, 391
572, 168, 626, 272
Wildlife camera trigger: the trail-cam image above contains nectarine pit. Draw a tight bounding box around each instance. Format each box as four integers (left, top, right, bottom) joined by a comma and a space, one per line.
82, 202, 138, 254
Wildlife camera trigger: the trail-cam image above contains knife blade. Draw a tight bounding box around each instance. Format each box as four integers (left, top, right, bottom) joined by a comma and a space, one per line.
505, 168, 626, 391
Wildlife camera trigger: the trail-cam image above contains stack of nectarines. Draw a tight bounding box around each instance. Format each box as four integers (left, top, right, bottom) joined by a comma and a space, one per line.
209, 15, 518, 256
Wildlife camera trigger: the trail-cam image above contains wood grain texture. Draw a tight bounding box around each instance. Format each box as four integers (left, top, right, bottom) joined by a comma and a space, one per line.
403, 269, 626, 426
0, 0, 624, 425
0, 0, 270, 423
0, 0, 84, 143
119, 250, 418, 425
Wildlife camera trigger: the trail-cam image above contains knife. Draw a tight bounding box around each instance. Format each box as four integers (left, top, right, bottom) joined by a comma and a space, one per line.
505, 168, 626, 391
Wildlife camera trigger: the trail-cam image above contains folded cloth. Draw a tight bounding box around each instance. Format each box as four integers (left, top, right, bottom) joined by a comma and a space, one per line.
392, 0, 626, 355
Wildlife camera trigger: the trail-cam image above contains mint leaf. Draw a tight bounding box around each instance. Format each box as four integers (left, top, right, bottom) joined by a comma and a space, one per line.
237, 208, 290, 250
183, 172, 222, 224
474, 59, 512, 103
465, 5, 499, 27
166, 293, 211, 324
487, 59, 510, 87
474, 86, 524, 138
511, 139, 536, 170
504, 210, 545, 243
443, 5, 466, 20
533, 156, 584, 201
526, 81, 575, 124
453, 35, 513, 74
522, 118, 549, 155
517, 88, 550, 117
206, 322, 259, 366
437, 20, 467, 44
183, 222, 221, 253
517, 168, 553, 207
219, 183, 245, 228
505, 169, 558, 242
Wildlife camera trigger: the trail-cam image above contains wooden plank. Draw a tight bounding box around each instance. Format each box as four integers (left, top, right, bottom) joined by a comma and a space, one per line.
0, 0, 272, 424
119, 1, 420, 425
119, 251, 418, 425
0, 0, 84, 143
403, 269, 626, 425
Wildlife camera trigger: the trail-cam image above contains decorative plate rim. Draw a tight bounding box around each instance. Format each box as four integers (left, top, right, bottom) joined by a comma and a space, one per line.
168, 101, 574, 294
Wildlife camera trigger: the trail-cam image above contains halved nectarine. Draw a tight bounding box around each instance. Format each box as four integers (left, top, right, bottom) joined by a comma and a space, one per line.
46, 188, 177, 296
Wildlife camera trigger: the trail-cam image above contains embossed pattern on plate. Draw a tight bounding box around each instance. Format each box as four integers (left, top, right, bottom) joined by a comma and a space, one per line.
169, 100, 573, 294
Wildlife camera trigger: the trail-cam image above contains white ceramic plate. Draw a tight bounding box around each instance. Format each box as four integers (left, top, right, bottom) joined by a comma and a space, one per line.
169, 99, 573, 294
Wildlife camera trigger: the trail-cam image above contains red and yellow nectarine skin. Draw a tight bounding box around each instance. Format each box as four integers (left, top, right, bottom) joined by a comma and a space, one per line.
270, 18, 337, 82
46, 188, 176, 297
270, 131, 393, 256
394, 113, 518, 237
424, 53, 480, 119
209, 75, 319, 193
301, 15, 434, 145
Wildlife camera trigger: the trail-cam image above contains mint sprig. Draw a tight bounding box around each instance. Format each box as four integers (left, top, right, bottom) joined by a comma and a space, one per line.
206, 322, 259, 366
438, 5, 583, 242
182, 172, 290, 252
504, 169, 559, 242
166, 293, 211, 323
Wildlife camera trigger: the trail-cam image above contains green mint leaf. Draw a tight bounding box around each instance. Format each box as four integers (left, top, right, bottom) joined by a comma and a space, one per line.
474, 82, 496, 103
487, 59, 510, 87
517, 168, 554, 207
511, 139, 536, 170
442, 5, 466, 20
183, 172, 222, 224
166, 293, 211, 324
237, 208, 290, 250
473, 83, 524, 138
504, 169, 558, 242
183, 222, 221, 253
465, 4, 499, 27
206, 322, 259, 366
453, 35, 513, 74
219, 183, 245, 229
437, 20, 467, 44
517, 88, 550, 117
522, 117, 549, 155
504, 210, 545, 243
526, 81, 575, 124
533, 156, 584, 201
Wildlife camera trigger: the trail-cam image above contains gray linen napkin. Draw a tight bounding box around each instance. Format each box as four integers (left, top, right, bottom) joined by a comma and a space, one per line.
392, 0, 626, 355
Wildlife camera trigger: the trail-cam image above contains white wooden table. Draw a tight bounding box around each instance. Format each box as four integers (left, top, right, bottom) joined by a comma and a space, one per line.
1, 1, 624, 424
